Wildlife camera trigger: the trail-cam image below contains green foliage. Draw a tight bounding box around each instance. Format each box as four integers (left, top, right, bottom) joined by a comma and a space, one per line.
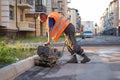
58, 35, 65, 42
75, 35, 83, 38
0, 41, 16, 67
16, 36, 48, 43
0, 41, 36, 68
0, 35, 65, 44
0, 35, 66, 68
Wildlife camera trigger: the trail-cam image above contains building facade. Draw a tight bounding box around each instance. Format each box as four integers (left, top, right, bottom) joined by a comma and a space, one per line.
46, 0, 69, 17
0, 0, 47, 37
100, 0, 119, 36
67, 8, 81, 33
100, 16, 105, 35
0, 0, 35, 37
0, 0, 72, 38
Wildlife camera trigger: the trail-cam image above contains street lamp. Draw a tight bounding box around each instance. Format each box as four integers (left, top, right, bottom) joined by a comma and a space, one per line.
116, 26, 118, 36
34, 13, 37, 37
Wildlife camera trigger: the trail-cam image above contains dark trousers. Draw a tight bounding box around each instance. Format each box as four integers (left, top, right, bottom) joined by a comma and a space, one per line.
64, 23, 83, 55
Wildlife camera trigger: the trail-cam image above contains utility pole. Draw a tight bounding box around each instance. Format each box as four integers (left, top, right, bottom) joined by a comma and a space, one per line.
34, 13, 37, 37
40, 0, 43, 37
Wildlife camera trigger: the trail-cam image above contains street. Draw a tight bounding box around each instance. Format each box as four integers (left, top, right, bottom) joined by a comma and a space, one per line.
15, 36, 120, 80
0, 0, 120, 79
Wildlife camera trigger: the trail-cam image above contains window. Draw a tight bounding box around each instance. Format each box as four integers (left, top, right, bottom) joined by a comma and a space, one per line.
9, 5, 14, 20
28, 0, 33, 5
35, 0, 46, 12
35, 0, 42, 5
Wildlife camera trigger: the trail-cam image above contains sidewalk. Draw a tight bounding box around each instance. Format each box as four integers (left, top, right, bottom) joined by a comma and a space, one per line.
14, 51, 117, 80
1, 46, 120, 80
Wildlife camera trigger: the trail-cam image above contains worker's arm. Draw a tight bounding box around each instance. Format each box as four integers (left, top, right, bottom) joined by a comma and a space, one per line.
44, 18, 55, 46
47, 27, 52, 43
44, 28, 51, 46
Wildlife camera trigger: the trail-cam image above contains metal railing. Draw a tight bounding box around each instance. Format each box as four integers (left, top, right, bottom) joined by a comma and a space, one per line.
17, 0, 33, 5
18, 21, 35, 31
35, 5, 46, 12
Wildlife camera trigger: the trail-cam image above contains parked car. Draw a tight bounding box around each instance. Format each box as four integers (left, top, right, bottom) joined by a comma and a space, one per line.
82, 31, 94, 39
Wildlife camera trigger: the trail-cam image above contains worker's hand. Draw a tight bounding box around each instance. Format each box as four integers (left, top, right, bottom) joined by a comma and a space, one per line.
44, 41, 50, 46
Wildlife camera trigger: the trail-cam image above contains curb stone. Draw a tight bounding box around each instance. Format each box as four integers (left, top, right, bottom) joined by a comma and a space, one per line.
0, 55, 39, 80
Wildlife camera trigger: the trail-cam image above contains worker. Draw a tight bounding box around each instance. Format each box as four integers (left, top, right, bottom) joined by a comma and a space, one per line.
38, 12, 90, 63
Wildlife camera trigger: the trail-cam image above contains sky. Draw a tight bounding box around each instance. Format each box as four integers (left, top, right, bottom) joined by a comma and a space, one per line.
68, 0, 113, 25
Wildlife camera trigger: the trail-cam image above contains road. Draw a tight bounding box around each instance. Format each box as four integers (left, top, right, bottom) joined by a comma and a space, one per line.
53, 36, 120, 46
15, 36, 120, 80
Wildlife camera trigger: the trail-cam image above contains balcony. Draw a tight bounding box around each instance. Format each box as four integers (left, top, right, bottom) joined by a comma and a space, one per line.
35, 5, 46, 12
58, 7, 63, 13
17, 0, 33, 9
58, 10, 62, 13
53, 3, 59, 9
9, 0, 15, 6
18, 21, 35, 31
58, 0, 63, 3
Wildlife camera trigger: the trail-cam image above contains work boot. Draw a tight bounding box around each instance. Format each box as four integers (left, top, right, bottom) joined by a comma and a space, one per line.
67, 54, 78, 63
81, 54, 90, 63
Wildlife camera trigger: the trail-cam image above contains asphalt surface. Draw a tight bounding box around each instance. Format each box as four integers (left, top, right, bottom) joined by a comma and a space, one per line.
15, 46, 120, 80
20, 36, 120, 48
53, 36, 120, 46
15, 36, 120, 80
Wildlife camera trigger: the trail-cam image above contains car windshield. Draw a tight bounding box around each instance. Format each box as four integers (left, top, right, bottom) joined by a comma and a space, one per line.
84, 31, 92, 33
